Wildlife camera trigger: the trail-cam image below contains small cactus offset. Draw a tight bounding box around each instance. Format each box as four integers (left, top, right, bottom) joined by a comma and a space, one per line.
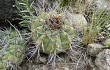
30, 11, 75, 54
0, 29, 25, 70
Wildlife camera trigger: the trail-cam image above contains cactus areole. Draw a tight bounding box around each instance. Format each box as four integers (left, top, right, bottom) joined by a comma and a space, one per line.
31, 11, 75, 54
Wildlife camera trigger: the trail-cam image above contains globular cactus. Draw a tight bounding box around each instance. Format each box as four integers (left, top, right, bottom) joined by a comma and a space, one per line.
0, 29, 25, 70
30, 11, 75, 54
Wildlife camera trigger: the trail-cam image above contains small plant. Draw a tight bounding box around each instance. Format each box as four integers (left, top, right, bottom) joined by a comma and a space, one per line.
81, 10, 110, 46
16, 0, 75, 54
60, 0, 88, 13
15, 0, 35, 27
30, 11, 75, 54
0, 28, 25, 70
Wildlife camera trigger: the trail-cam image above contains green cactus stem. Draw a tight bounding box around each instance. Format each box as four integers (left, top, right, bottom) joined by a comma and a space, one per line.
30, 11, 75, 54
0, 29, 25, 70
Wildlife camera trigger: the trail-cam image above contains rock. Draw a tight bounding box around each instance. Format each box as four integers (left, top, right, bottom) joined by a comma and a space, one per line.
0, 0, 17, 19
97, 32, 106, 42
64, 12, 87, 32
39, 56, 47, 64
87, 0, 110, 17
0, 0, 21, 27
105, 24, 110, 31
104, 38, 110, 47
96, 0, 110, 11
95, 49, 110, 70
88, 0, 110, 11
87, 43, 105, 56
72, 14, 88, 32
32, 52, 47, 64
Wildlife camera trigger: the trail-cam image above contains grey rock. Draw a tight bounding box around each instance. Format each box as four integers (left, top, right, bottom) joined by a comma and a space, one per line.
105, 24, 110, 31
33, 55, 47, 64
39, 56, 47, 64
95, 49, 110, 70
104, 38, 110, 47
64, 12, 87, 32
96, 0, 110, 11
88, 0, 110, 11
87, 43, 105, 56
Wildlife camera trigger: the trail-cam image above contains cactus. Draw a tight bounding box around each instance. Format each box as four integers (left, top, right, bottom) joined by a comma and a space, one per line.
30, 11, 75, 54
0, 29, 25, 70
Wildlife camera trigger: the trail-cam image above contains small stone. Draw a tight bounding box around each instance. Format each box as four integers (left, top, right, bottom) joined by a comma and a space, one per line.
87, 43, 105, 56
108, 28, 110, 30
97, 32, 106, 42
39, 56, 47, 64
105, 24, 110, 31
105, 24, 110, 28
96, 0, 110, 11
95, 49, 110, 70
104, 38, 110, 47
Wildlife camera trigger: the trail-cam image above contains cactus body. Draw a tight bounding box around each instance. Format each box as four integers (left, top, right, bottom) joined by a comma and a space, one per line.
0, 29, 25, 70
30, 11, 75, 54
